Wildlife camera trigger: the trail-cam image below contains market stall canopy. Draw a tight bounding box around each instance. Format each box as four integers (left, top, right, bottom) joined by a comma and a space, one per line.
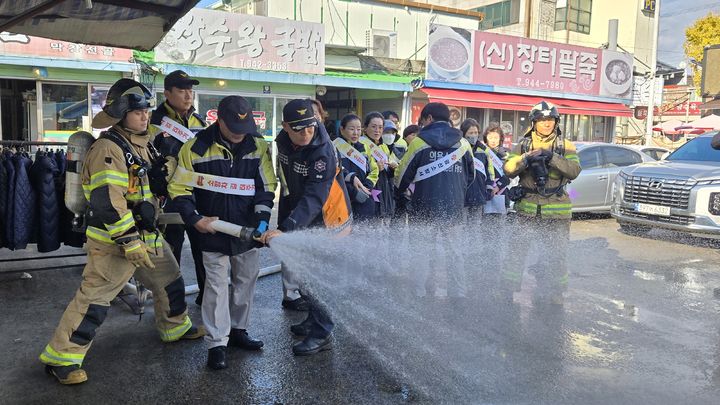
0, 0, 199, 51
652, 119, 683, 134
685, 114, 720, 131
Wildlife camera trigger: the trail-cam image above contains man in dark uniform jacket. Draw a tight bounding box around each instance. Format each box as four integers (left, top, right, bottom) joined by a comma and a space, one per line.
259, 99, 352, 356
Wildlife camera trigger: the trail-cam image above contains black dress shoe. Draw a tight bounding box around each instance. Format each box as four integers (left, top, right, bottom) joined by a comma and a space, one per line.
281, 296, 310, 311
290, 322, 312, 337
228, 329, 264, 350
207, 346, 227, 370
292, 335, 333, 356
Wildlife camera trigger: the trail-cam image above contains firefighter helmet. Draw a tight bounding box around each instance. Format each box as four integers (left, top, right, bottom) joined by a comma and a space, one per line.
528, 101, 560, 123
91, 79, 154, 129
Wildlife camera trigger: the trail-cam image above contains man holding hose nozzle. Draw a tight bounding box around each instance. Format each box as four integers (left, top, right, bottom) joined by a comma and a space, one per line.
169, 96, 277, 370
258, 99, 352, 356
502, 101, 581, 306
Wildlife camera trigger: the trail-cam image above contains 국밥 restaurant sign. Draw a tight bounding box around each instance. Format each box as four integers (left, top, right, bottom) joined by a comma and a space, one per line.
155, 8, 325, 75
426, 24, 634, 101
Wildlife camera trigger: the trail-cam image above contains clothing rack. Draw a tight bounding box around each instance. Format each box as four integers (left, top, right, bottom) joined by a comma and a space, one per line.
0, 140, 68, 146
1, 139, 82, 276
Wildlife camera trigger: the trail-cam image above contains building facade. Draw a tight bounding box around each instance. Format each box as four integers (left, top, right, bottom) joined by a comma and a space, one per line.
419, 0, 659, 143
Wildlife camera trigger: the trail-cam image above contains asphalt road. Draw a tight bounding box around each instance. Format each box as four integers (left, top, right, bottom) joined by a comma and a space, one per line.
2, 216, 720, 404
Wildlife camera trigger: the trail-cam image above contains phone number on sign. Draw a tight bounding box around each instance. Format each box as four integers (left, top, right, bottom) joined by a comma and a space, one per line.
515, 78, 565, 90
238, 59, 288, 71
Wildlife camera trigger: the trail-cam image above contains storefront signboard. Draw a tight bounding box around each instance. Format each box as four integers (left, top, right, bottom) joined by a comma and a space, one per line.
0, 32, 132, 62
655, 101, 702, 116
426, 25, 634, 101
156, 9, 324, 75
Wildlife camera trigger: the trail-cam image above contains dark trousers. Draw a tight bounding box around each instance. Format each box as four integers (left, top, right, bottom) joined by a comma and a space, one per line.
164, 223, 206, 301
303, 293, 334, 338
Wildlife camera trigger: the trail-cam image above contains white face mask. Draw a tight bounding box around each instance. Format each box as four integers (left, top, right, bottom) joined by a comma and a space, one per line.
382, 133, 396, 145
466, 135, 478, 145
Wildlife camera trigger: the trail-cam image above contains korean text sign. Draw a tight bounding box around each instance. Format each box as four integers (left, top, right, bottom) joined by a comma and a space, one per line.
426, 26, 633, 100
155, 9, 324, 75
0, 32, 131, 62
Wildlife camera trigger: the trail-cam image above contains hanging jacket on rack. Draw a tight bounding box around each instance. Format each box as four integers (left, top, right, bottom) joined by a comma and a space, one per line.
0, 151, 8, 248
4, 151, 16, 250
12, 152, 36, 250
31, 151, 60, 252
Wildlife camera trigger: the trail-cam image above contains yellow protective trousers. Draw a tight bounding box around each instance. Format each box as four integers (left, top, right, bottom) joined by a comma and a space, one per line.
39, 241, 192, 367
501, 216, 570, 295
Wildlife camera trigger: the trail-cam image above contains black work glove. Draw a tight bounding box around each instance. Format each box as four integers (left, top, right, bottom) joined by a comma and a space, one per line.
539, 148, 554, 161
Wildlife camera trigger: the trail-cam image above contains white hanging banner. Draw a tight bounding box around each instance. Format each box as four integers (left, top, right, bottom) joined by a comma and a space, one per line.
413, 147, 465, 182
366, 140, 389, 166
485, 147, 505, 177
154, 116, 196, 144
473, 157, 486, 177
333, 138, 367, 174
173, 166, 256, 196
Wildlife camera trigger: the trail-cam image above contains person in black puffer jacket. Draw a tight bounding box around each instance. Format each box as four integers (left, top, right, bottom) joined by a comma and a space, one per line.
0, 150, 7, 248
13, 152, 36, 250
4, 150, 16, 250
30, 151, 60, 252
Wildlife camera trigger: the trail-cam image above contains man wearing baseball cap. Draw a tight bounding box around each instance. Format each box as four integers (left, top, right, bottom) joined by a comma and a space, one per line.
258, 98, 352, 356
169, 95, 277, 370
149, 69, 209, 306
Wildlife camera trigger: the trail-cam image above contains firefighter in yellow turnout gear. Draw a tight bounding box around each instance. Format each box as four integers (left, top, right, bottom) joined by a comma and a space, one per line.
502, 101, 581, 305
39, 79, 204, 385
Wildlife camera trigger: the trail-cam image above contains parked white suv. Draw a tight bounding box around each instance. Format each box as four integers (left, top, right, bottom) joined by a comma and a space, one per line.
611, 131, 720, 237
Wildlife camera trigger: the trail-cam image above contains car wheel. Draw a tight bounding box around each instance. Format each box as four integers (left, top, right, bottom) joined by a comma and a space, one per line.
619, 222, 652, 235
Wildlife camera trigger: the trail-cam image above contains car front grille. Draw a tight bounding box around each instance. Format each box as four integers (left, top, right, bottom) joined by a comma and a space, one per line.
623, 175, 693, 209
619, 208, 693, 226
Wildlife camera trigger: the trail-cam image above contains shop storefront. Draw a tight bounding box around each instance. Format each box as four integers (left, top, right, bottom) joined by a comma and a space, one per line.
0, 9, 413, 145
0, 33, 134, 142
151, 8, 412, 140
416, 24, 634, 146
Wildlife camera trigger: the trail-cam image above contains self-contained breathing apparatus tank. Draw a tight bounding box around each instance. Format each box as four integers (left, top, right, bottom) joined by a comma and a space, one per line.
64, 130, 96, 233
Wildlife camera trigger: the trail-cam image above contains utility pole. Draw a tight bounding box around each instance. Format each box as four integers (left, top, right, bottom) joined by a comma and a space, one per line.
645, 0, 662, 146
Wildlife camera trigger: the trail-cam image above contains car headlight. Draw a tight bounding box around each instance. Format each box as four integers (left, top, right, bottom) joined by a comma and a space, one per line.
618, 171, 629, 180
709, 192, 720, 215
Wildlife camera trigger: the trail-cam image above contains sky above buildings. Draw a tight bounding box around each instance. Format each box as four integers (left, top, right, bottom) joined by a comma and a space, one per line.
658, 0, 719, 67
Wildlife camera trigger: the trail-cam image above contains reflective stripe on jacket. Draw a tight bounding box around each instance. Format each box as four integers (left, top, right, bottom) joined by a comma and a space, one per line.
169, 123, 277, 255
82, 126, 160, 249
503, 131, 581, 219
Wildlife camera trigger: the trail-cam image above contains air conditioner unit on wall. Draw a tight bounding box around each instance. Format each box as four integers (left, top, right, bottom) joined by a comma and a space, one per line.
366, 29, 398, 58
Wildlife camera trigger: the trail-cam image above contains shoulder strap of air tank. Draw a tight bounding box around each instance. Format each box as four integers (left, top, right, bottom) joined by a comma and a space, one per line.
520, 137, 532, 154
100, 130, 141, 169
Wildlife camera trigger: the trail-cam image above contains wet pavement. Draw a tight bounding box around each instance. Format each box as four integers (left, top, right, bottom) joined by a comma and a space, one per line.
2, 217, 720, 404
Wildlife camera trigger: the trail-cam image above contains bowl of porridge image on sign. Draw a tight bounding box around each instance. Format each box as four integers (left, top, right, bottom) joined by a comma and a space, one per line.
427, 25, 472, 82
599, 51, 633, 97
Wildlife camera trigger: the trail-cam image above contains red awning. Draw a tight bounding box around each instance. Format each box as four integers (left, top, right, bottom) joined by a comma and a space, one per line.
421, 88, 633, 117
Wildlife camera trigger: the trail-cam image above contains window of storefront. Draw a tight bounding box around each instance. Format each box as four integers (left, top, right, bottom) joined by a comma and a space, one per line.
554, 0, 592, 34
40, 83, 89, 142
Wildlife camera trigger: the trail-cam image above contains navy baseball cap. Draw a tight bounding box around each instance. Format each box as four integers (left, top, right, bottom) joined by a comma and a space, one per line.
282, 99, 318, 131
218, 96, 257, 134
164, 70, 199, 90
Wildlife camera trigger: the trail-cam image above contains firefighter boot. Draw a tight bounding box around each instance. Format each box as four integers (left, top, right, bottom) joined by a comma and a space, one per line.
180, 325, 207, 340
45, 365, 88, 385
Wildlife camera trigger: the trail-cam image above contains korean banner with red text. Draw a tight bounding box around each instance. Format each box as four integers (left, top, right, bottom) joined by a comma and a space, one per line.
155, 9, 324, 75
426, 25, 633, 101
